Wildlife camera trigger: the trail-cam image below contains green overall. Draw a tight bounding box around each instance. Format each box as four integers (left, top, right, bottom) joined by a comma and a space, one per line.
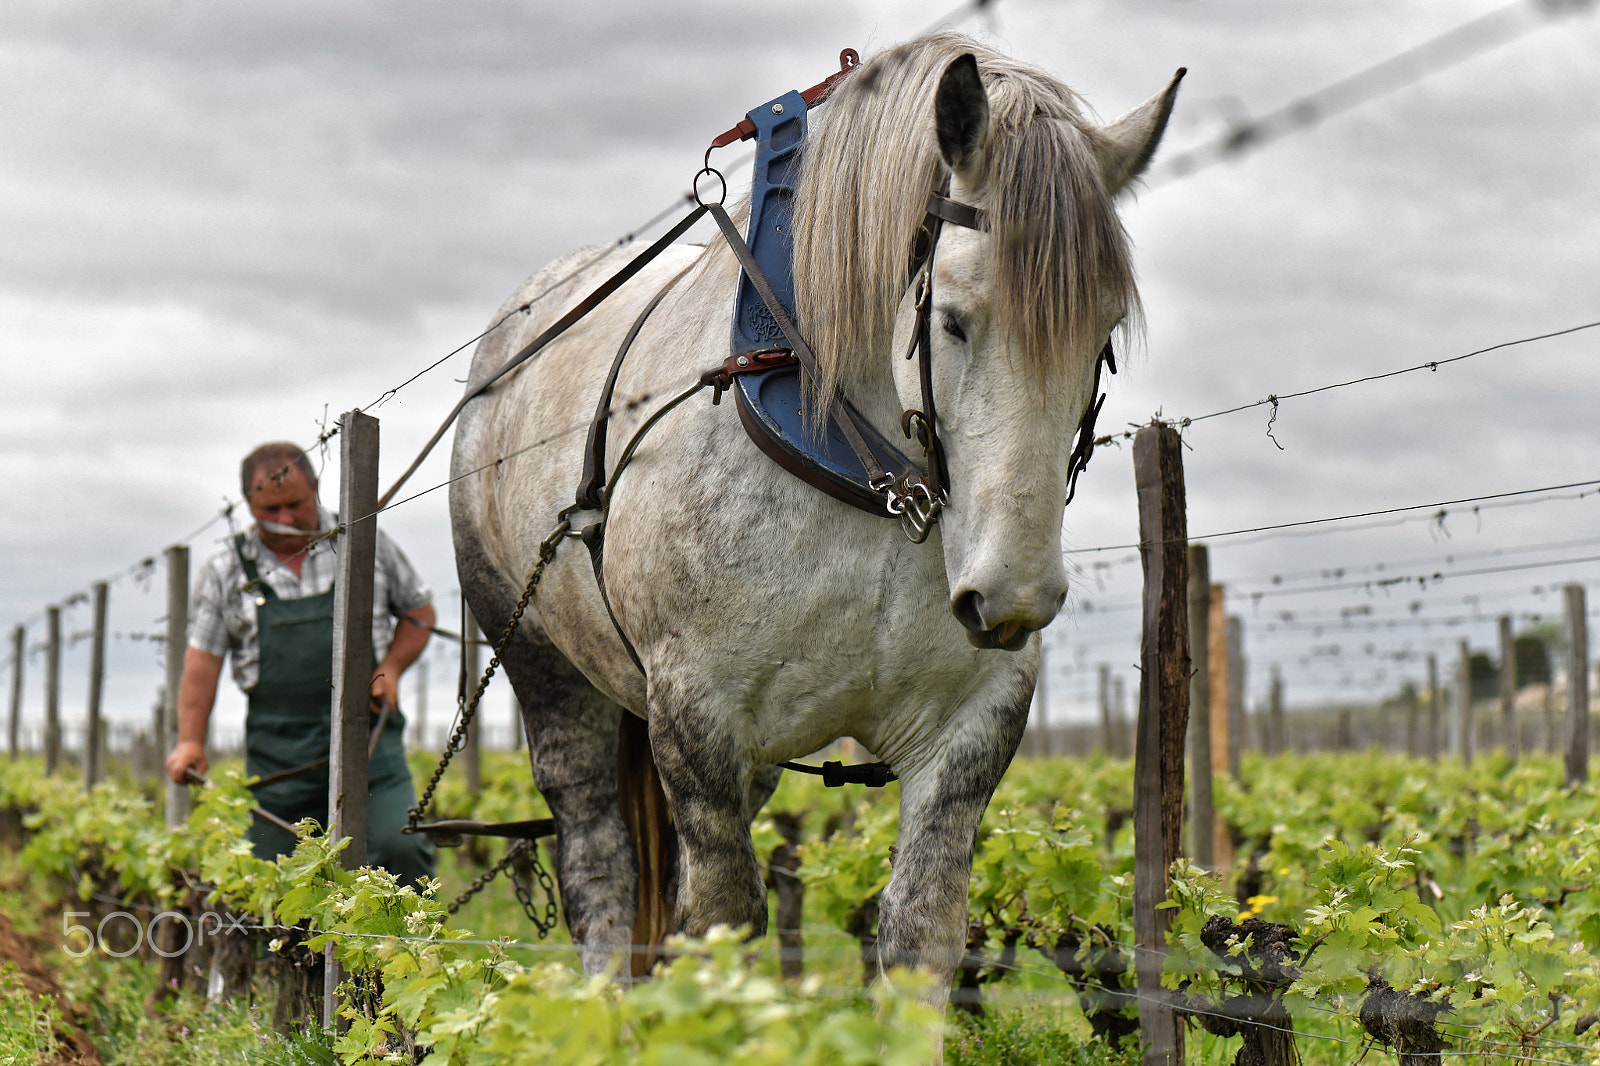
237, 536, 435, 886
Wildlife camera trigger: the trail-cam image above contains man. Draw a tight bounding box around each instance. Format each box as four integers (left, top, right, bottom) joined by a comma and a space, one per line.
165, 442, 437, 885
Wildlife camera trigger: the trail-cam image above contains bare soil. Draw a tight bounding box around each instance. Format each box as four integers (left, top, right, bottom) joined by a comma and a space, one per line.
0, 903, 104, 1066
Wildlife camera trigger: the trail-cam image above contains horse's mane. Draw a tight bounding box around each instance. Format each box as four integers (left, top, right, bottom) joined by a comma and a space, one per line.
792, 33, 1141, 405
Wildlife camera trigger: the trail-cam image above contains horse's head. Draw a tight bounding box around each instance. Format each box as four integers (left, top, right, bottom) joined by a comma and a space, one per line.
794, 38, 1182, 650
906, 53, 1183, 649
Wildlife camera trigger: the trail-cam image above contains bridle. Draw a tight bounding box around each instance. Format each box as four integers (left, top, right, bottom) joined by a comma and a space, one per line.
888, 187, 1117, 541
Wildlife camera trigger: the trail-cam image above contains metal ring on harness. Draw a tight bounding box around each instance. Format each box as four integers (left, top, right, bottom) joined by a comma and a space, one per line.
693, 165, 727, 207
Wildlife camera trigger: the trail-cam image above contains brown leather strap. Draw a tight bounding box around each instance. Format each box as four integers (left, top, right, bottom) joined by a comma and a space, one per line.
378, 203, 712, 510
705, 202, 892, 489
926, 190, 988, 231
577, 265, 694, 509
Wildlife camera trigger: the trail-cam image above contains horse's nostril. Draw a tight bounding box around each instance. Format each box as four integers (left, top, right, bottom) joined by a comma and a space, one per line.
951, 589, 986, 633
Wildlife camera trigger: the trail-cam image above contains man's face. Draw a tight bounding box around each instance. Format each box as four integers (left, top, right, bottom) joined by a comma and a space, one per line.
247, 462, 319, 555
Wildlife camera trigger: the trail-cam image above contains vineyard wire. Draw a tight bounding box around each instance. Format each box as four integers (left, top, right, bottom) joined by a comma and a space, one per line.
1063, 477, 1600, 556
362, 193, 699, 414
1146, 0, 1590, 187
1173, 318, 1600, 430
1180, 549, 1600, 603
1221, 533, 1600, 591
311, 368, 710, 560
1075, 576, 1594, 626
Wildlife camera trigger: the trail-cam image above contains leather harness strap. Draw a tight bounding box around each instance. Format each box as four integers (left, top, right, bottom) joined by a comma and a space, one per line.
577, 263, 696, 510
897, 189, 990, 506
703, 202, 893, 491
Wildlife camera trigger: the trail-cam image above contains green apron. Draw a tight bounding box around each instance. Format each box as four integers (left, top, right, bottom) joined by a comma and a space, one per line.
236, 535, 435, 886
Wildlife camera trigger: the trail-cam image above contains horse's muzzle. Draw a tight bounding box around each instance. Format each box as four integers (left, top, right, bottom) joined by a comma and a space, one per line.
950, 590, 1037, 651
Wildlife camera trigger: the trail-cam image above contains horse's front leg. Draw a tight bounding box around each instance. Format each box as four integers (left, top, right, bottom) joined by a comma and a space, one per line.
876, 681, 1032, 1010
648, 680, 768, 937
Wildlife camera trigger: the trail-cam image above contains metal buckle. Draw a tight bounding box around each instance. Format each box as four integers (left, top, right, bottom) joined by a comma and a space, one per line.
882, 475, 942, 544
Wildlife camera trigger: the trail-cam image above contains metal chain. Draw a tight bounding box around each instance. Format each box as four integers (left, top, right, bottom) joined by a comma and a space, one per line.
444, 837, 561, 938
408, 515, 573, 829
509, 840, 561, 937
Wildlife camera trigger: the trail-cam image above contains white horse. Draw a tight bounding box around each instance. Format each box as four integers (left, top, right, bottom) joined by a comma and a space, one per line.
449, 32, 1181, 1002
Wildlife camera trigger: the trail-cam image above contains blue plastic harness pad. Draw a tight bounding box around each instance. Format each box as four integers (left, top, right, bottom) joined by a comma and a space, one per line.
728, 89, 916, 518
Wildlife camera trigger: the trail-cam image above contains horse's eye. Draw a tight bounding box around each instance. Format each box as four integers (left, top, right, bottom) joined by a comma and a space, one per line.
942, 314, 968, 343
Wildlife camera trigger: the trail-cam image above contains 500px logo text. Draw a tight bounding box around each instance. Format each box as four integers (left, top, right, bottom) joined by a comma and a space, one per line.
61, 910, 248, 958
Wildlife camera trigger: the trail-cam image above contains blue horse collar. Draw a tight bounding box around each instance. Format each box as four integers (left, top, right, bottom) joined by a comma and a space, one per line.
726, 86, 973, 534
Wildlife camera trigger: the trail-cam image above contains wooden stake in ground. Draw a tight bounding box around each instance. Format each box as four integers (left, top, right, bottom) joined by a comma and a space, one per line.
1454, 639, 1473, 767
1403, 683, 1419, 758
8, 625, 22, 760
1187, 544, 1214, 869
1267, 665, 1284, 756
1099, 663, 1113, 755
1206, 588, 1233, 868
1226, 615, 1245, 773
1426, 652, 1440, 762
84, 581, 108, 791
165, 545, 190, 825
1113, 674, 1128, 758
327, 408, 380, 1029
412, 659, 428, 750
1565, 584, 1588, 787
1132, 423, 1189, 1066
45, 606, 61, 775
1208, 586, 1228, 778
1498, 615, 1518, 760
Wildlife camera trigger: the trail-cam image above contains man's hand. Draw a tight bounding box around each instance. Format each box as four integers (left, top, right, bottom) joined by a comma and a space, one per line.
371, 669, 398, 716
165, 740, 208, 784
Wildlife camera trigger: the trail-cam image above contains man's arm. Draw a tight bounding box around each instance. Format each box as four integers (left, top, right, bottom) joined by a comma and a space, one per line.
164, 647, 224, 783
371, 604, 435, 713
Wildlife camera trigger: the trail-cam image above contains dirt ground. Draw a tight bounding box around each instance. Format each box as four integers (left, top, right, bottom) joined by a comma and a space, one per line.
0, 904, 103, 1066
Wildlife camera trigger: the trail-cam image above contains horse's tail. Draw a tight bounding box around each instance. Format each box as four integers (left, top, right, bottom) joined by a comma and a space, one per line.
616, 712, 675, 976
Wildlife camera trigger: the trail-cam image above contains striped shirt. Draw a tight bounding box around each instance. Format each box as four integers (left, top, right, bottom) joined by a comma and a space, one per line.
188, 508, 433, 692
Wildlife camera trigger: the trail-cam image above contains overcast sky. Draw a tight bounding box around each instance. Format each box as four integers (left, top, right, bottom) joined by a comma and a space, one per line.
3, 0, 1598, 754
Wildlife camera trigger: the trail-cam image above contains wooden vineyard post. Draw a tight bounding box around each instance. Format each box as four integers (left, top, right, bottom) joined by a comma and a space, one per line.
1226, 615, 1245, 772
1267, 665, 1284, 755
45, 606, 61, 774
1132, 424, 1189, 1066
412, 659, 428, 749
164, 546, 191, 825
84, 581, 108, 791
1208, 588, 1228, 775
1454, 640, 1473, 766
1099, 663, 1114, 754
1565, 584, 1588, 787
326, 409, 380, 1029
1207, 588, 1233, 868
1499, 615, 1517, 760
158, 546, 191, 1002
8, 625, 22, 760
1114, 674, 1128, 758
1187, 544, 1214, 869
1426, 653, 1440, 762
1403, 683, 1420, 757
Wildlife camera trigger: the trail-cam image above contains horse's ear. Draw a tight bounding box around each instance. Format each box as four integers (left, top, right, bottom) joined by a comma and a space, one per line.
935, 53, 989, 177
1093, 67, 1186, 195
